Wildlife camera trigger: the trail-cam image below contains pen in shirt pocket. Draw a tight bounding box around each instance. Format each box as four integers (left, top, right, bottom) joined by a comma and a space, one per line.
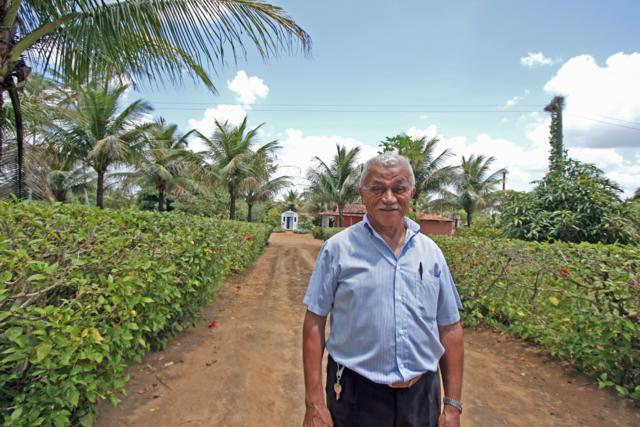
419, 261, 423, 280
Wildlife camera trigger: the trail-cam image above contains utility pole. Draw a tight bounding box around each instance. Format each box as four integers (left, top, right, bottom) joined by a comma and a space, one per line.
502, 169, 507, 191
544, 96, 565, 174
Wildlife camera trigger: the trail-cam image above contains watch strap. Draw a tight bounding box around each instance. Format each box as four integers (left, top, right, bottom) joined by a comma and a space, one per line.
443, 396, 463, 413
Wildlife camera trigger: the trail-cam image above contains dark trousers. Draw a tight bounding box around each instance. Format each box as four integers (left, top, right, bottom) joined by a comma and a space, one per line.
326, 356, 441, 427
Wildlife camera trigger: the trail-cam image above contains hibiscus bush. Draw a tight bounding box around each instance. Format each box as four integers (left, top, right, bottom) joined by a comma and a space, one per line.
434, 235, 640, 401
0, 201, 270, 426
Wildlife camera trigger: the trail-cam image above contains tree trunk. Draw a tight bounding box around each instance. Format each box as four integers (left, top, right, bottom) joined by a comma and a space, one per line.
466, 210, 472, 227
338, 205, 344, 227
158, 185, 165, 212
83, 188, 90, 205
247, 203, 253, 222
7, 84, 24, 199
228, 184, 236, 220
0, 91, 4, 165
96, 170, 105, 208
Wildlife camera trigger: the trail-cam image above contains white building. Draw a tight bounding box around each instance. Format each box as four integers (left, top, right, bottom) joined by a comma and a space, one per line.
280, 210, 299, 231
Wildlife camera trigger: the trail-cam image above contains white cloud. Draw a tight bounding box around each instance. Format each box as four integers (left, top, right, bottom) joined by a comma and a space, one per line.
407, 125, 438, 141
227, 70, 269, 105
186, 104, 248, 151
505, 95, 522, 107
520, 52, 555, 67
404, 124, 545, 192
543, 52, 640, 148
276, 129, 379, 193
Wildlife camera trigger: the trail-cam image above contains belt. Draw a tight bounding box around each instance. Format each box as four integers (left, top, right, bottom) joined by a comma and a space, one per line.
388, 374, 423, 389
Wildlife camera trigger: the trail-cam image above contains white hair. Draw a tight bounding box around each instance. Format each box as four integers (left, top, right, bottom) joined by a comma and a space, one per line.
359, 152, 415, 187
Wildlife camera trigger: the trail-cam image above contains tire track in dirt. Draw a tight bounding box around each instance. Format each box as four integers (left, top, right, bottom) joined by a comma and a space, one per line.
95, 232, 640, 427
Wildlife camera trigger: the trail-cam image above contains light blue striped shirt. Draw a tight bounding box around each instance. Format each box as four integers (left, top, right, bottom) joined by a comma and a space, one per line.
303, 214, 462, 384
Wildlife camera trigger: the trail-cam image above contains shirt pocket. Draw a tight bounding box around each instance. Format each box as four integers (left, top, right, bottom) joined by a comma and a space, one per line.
415, 272, 439, 321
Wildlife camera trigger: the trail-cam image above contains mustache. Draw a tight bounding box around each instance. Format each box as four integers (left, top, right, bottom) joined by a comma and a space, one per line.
376, 205, 400, 210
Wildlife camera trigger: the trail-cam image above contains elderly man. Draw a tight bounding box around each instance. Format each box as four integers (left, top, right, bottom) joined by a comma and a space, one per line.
302, 153, 464, 427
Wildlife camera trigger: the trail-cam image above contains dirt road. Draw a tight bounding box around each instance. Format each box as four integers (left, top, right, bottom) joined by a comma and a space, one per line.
96, 232, 640, 427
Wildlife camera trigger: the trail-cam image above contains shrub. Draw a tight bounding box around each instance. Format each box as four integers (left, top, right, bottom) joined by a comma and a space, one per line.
500, 159, 638, 244
0, 201, 270, 426
311, 226, 346, 241
433, 235, 640, 400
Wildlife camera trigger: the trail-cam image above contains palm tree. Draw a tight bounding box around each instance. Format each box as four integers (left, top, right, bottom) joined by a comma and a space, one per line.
241, 159, 291, 222
283, 189, 303, 211
122, 119, 204, 211
57, 82, 152, 208
435, 154, 505, 227
306, 144, 361, 227
380, 133, 457, 212
199, 118, 280, 220
0, 0, 311, 198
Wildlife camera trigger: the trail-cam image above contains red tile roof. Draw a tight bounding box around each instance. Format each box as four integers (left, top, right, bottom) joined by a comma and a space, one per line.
320, 203, 367, 216
416, 213, 454, 222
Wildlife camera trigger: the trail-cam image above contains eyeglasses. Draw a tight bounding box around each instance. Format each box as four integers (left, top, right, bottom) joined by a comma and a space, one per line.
363, 185, 411, 197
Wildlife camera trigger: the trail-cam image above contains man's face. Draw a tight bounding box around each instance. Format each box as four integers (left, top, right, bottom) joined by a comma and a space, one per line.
358, 162, 416, 229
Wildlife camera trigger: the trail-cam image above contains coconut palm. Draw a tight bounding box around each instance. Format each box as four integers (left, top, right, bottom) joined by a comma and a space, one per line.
283, 189, 303, 211
0, 0, 311, 198
241, 158, 291, 222
306, 144, 361, 227
434, 154, 505, 227
199, 117, 280, 220
56, 82, 152, 208
120, 119, 205, 211
380, 133, 457, 212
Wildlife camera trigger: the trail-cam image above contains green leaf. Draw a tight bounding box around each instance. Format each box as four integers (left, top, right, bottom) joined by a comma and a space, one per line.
0, 270, 12, 282
10, 406, 23, 420
35, 343, 53, 362
27, 274, 47, 282
615, 385, 629, 396
67, 387, 80, 407
4, 326, 23, 342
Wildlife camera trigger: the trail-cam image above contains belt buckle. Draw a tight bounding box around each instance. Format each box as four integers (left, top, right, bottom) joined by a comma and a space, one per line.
389, 374, 422, 389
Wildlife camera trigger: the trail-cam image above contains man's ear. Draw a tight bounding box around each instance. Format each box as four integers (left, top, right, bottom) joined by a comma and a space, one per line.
358, 187, 364, 200
411, 187, 417, 199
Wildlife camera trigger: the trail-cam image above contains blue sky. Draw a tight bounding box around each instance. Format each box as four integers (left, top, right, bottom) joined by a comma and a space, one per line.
133, 0, 640, 196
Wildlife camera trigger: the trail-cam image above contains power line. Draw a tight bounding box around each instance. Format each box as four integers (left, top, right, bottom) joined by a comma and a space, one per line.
598, 115, 640, 126
569, 114, 640, 132
143, 100, 640, 131
147, 101, 548, 108
149, 107, 541, 113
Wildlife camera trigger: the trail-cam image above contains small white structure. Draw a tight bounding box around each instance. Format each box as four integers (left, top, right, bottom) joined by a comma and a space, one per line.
280, 210, 299, 231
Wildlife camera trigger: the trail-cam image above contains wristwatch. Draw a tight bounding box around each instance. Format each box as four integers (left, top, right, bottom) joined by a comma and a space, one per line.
443, 396, 463, 414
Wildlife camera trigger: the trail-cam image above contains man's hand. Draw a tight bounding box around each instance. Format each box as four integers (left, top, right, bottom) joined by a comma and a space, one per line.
438, 406, 461, 427
303, 403, 333, 427
303, 311, 331, 426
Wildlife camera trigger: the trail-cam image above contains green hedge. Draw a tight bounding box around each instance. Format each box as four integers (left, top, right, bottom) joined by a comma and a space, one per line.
0, 202, 271, 426
433, 236, 640, 401
311, 226, 345, 241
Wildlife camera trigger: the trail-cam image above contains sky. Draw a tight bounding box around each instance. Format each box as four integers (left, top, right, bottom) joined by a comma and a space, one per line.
131, 0, 640, 197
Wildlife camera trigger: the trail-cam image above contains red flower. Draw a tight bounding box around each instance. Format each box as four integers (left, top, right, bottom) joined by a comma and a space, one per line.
503, 266, 510, 273
560, 267, 570, 277
235, 285, 241, 290
246, 235, 254, 242
208, 320, 217, 328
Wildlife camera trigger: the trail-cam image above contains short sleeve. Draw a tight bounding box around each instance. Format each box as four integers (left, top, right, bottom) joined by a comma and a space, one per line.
436, 256, 462, 326
303, 242, 339, 316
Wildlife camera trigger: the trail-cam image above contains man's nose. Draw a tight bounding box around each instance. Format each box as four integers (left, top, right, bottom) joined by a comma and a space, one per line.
380, 188, 397, 202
